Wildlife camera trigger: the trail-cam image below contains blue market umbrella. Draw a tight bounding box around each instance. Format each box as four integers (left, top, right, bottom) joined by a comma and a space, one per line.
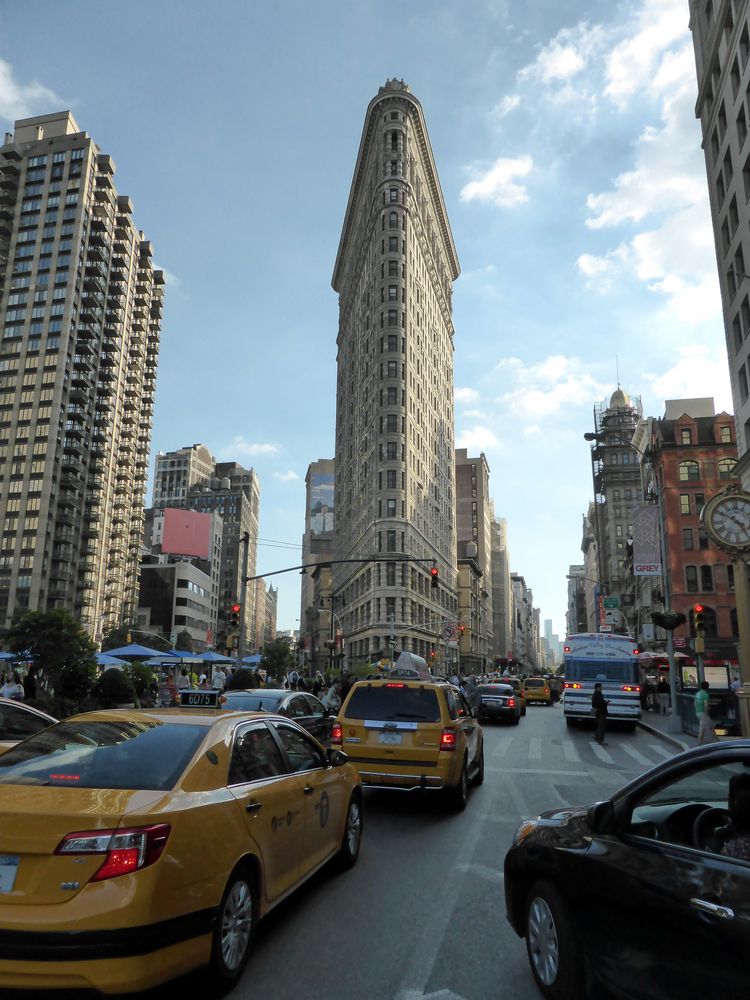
197, 651, 237, 664
104, 643, 176, 659
95, 652, 127, 668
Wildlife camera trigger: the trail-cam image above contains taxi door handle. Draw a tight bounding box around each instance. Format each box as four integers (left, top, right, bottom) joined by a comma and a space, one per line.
245, 800, 262, 814
303, 785, 315, 795
690, 897, 735, 920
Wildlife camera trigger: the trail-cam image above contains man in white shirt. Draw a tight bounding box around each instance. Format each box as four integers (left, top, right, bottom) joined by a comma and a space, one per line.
212, 666, 226, 690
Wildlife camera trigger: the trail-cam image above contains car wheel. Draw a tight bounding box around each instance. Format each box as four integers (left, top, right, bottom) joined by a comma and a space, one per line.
472, 744, 484, 786
525, 880, 584, 1000
336, 792, 363, 869
565, 718, 575, 729
446, 757, 468, 811
522, 706, 526, 717
512, 712, 520, 725
209, 865, 256, 989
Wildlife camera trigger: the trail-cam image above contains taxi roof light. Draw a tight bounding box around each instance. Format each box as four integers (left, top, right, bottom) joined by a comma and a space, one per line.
56, 823, 171, 882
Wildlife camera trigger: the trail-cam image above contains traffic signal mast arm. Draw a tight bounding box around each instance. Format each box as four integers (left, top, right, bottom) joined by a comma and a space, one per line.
243, 555, 447, 582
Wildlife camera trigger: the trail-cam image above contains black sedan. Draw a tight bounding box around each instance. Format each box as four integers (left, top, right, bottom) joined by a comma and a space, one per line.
476, 683, 522, 725
220, 688, 334, 745
504, 740, 750, 1000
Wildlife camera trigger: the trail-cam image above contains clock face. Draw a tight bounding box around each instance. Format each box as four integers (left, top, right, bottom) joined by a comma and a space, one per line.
706, 495, 750, 548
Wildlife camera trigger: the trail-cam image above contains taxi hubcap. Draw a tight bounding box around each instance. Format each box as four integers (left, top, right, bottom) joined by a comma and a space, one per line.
528, 897, 559, 986
221, 879, 253, 971
347, 801, 361, 854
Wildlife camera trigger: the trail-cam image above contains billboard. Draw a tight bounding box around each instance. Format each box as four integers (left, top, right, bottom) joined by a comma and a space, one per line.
632, 503, 661, 576
162, 508, 211, 559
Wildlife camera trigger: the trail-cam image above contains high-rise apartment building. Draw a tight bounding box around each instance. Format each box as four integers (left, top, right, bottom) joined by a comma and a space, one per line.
689, 2, 750, 488
0, 112, 164, 637
331, 79, 460, 671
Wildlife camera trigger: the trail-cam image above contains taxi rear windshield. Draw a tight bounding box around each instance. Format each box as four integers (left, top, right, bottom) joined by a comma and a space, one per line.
345, 686, 441, 722
525, 679, 547, 687
0, 720, 206, 790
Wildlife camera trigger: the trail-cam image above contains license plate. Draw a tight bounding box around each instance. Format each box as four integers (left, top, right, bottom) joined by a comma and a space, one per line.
379, 732, 402, 745
0, 856, 19, 893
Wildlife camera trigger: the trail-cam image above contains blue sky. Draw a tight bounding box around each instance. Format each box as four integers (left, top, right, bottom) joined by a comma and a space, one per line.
0, 0, 731, 639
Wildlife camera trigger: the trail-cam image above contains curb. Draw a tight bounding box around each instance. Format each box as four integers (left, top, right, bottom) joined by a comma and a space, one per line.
637, 719, 694, 753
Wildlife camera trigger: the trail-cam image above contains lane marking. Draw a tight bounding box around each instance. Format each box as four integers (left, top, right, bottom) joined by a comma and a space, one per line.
528, 737, 542, 760
489, 767, 589, 776
591, 742, 614, 764
648, 743, 674, 760
456, 862, 504, 884
562, 742, 581, 763
492, 736, 514, 758
621, 744, 654, 768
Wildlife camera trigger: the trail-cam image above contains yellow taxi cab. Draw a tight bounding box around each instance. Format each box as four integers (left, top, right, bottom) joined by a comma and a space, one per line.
500, 677, 527, 717
333, 677, 484, 810
523, 676, 552, 704
0, 707, 362, 993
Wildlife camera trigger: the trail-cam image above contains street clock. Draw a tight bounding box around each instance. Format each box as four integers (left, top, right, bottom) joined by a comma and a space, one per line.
701, 487, 750, 554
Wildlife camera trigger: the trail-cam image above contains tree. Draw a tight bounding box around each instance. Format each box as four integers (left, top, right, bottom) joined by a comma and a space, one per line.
260, 638, 296, 680
101, 624, 132, 651
176, 630, 193, 652
4, 609, 97, 703
93, 668, 138, 708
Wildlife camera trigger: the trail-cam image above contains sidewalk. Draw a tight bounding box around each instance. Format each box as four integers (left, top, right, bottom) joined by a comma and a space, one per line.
637, 708, 696, 753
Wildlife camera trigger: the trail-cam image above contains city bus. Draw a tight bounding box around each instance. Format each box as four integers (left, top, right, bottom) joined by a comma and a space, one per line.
562, 633, 641, 730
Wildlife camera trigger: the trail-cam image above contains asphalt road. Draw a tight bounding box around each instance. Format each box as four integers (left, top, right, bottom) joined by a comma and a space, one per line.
208, 705, 680, 1000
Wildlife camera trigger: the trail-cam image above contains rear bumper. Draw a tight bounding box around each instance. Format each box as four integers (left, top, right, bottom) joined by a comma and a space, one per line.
358, 770, 445, 791
478, 706, 517, 720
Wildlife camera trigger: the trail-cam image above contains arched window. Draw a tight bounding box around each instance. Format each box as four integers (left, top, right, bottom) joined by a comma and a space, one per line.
388, 211, 399, 228
718, 457, 736, 479
678, 460, 700, 482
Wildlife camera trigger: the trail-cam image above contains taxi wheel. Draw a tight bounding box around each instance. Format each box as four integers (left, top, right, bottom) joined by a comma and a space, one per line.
472, 744, 484, 786
446, 757, 468, 811
525, 880, 584, 1000
337, 792, 363, 869
209, 865, 257, 988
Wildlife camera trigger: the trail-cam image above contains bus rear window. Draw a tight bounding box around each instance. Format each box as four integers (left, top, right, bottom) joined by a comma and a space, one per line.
566, 661, 637, 683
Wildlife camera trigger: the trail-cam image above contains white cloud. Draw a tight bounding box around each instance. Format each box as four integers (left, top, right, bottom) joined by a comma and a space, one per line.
221, 437, 280, 458
455, 425, 499, 453
641, 346, 733, 413
495, 355, 611, 417
493, 94, 520, 118
0, 59, 62, 123
273, 469, 299, 482
519, 22, 605, 86
455, 387, 480, 404
460, 155, 533, 208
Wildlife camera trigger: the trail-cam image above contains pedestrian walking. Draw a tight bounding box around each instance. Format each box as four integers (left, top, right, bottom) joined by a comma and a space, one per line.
657, 677, 670, 715
1, 671, 24, 701
592, 682, 610, 745
212, 666, 226, 691
22, 664, 38, 701
175, 669, 190, 691
695, 680, 717, 744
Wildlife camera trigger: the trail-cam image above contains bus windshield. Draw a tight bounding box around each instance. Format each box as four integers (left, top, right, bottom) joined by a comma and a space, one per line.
566, 659, 638, 683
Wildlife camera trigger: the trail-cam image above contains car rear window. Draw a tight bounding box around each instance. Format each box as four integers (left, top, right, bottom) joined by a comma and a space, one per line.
0, 720, 206, 790
478, 685, 513, 695
525, 679, 546, 687
344, 686, 441, 722
223, 693, 284, 712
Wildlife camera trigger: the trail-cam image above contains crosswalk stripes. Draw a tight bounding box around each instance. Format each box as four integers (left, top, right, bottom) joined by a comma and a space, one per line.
528, 737, 542, 760
562, 741, 581, 763
491, 735, 513, 758
590, 741, 615, 764
648, 743, 675, 760
621, 744, 655, 768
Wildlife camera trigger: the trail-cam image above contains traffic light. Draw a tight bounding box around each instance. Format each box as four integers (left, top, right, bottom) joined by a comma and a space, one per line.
693, 603, 704, 634
230, 603, 241, 629
430, 566, 439, 590
458, 624, 465, 636
429, 649, 436, 661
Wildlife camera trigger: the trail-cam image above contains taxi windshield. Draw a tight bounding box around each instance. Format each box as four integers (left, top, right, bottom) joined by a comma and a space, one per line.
0, 720, 206, 790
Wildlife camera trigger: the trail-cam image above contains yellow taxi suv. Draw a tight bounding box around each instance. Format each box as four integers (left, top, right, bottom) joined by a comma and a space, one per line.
523, 676, 552, 705
332, 678, 484, 810
0, 708, 362, 994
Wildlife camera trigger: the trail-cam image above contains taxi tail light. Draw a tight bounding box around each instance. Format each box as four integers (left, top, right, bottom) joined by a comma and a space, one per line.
331, 721, 343, 746
622, 684, 641, 693
56, 823, 171, 882
440, 728, 458, 751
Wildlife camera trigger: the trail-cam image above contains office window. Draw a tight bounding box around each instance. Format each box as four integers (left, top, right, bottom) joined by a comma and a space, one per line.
386, 469, 397, 489
678, 461, 700, 481
385, 499, 397, 517
682, 528, 694, 550
701, 565, 714, 591
681, 429, 692, 445
718, 457, 736, 479
386, 530, 397, 552
686, 566, 698, 593
720, 426, 732, 443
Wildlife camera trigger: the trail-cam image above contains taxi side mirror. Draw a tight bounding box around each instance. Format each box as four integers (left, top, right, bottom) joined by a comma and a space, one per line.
327, 749, 350, 767
587, 799, 615, 835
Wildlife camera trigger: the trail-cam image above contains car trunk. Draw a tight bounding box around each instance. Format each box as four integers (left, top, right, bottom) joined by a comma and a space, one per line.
0, 786, 164, 904
341, 684, 444, 766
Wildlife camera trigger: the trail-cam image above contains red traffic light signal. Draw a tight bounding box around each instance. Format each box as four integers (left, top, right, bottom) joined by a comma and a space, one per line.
231, 603, 241, 614
430, 566, 439, 589
458, 624, 465, 635
693, 604, 704, 614
230, 603, 241, 628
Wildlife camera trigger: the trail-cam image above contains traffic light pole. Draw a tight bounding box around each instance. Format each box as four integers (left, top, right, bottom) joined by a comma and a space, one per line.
237, 532, 250, 663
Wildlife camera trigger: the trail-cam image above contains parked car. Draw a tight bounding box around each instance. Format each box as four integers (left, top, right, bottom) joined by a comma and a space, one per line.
220, 688, 334, 745
0, 698, 57, 755
476, 683, 522, 725
504, 740, 750, 1000
333, 678, 484, 810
